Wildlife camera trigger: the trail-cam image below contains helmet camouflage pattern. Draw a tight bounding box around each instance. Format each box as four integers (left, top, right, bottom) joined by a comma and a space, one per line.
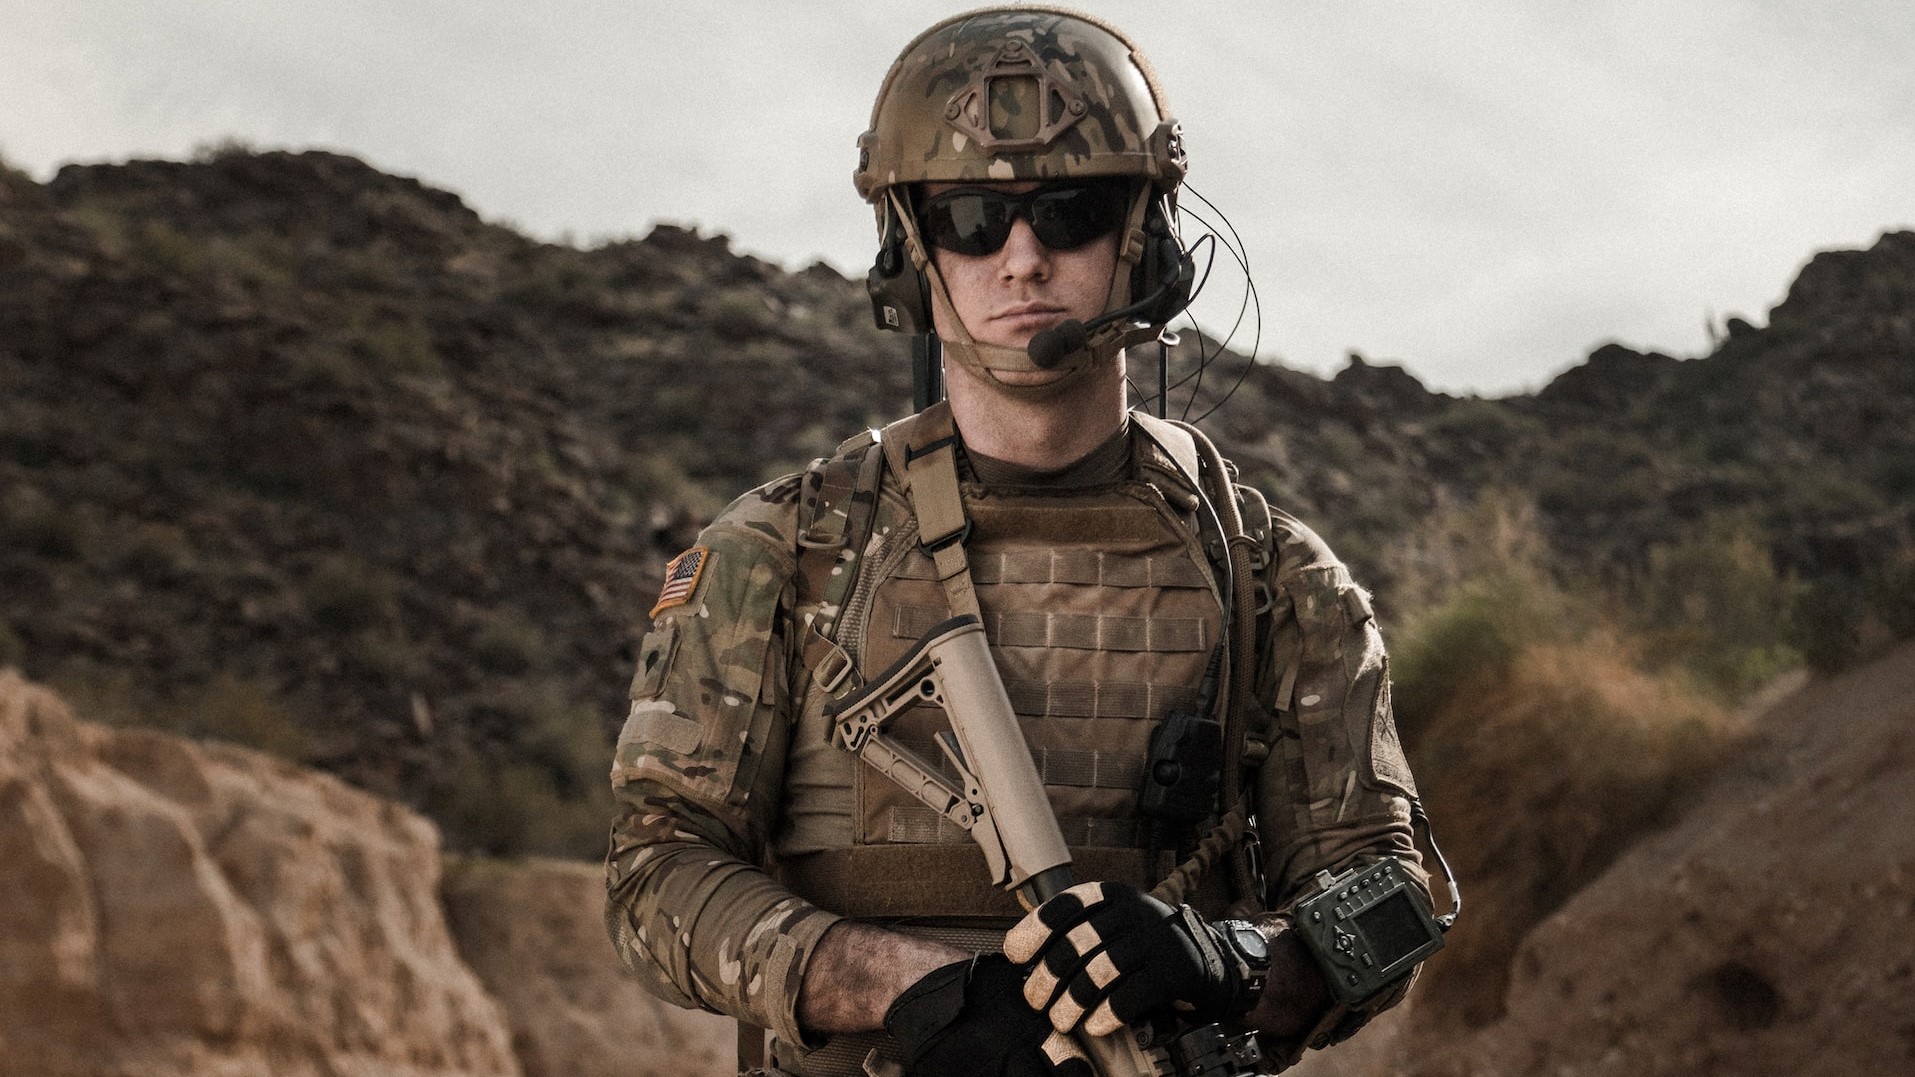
854, 5, 1188, 202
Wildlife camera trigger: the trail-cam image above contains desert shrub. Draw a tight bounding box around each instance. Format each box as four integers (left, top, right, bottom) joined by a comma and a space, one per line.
43, 659, 152, 729
1374, 489, 1552, 620
113, 519, 195, 582
1387, 536, 1754, 1036
469, 608, 550, 675
173, 673, 313, 760
285, 342, 364, 396
429, 736, 611, 860
359, 317, 444, 376
43, 660, 314, 762
196, 234, 298, 294
192, 136, 259, 162
345, 624, 431, 683
1788, 578, 1866, 673
1625, 524, 1802, 698
129, 220, 203, 276
1390, 563, 1577, 744
303, 553, 401, 632
1421, 398, 1544, 465
1395, 618, 1740, 1034
1873, 550, 1915, 638
427, 681, 615, 859
704, 287, 776, 341
0, 618, 24, 668
0, 487, 92, 561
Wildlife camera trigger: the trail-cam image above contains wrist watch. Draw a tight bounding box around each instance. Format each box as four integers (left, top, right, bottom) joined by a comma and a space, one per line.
1213, 919, 1271, 1015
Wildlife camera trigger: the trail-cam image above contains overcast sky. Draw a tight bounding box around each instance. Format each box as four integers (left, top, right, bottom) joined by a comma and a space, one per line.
7, 1, 1912, 395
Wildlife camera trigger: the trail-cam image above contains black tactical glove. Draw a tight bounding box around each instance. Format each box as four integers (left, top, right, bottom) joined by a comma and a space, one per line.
1003, 881, 1256, 1036
883, 954, 1091, 1077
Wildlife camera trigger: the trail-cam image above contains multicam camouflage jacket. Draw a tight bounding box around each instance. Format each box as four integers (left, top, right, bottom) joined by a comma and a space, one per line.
604, 410, 1425, 1059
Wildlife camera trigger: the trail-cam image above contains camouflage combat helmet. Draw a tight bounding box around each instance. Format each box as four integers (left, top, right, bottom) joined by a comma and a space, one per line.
853, 5, 1186, 200
857, 6, 1193, 398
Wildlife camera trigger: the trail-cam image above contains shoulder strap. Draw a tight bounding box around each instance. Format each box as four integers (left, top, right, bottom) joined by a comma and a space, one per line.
794, 429, 884, 699
879, 401, 982, 620
1130, 411, 1272, 913
1129, 410, 1205, 493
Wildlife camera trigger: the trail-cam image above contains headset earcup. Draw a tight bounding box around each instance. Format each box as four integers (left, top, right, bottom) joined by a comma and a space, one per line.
868, 241, 932, 334
1131, 198, 1195, 326
867, 201, 933, 334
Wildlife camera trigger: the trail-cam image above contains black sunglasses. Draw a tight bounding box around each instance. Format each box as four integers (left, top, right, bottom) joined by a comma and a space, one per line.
917, 181, 1129, 257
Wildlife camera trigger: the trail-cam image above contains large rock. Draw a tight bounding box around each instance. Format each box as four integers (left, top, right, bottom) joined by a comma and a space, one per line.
0, 669, 521, 1077
442, 856, 734, 1077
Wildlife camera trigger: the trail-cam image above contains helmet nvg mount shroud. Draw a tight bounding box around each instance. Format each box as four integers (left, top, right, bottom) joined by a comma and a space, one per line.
857, 5, 1195, 399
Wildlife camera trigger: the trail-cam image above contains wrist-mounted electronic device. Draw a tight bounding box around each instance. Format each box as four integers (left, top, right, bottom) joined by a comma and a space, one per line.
1210, 918, 1270, 1015
1292, 804, 1461, 1007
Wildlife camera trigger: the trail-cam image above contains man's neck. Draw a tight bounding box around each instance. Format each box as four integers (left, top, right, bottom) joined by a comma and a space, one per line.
942, 354, 1129, 470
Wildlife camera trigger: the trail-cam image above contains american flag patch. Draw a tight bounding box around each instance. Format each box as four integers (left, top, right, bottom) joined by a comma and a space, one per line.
650, 545, 710, 617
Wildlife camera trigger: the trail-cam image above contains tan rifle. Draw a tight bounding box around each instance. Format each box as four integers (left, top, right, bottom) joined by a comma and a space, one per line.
826, 615, 1262, 1077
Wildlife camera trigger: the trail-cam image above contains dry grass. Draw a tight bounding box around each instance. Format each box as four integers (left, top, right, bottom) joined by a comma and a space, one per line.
1401, 623, 1744, 1034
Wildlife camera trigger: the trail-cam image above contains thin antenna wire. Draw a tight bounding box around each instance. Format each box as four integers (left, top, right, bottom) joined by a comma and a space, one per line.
1176, 184, 1262, 425
1124, 182, 1263, 425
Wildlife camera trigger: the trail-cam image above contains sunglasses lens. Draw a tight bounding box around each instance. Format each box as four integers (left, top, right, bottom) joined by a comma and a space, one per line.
1029, 184, 1125, 250
920, 182, 1125, 256
922, 192, 1014, 256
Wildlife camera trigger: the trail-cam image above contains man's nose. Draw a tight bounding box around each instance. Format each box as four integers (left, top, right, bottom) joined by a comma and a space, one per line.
996, 216, 1051, 280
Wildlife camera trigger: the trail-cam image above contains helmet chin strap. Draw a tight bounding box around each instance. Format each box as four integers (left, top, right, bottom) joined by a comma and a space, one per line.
890, 188, 1152, 403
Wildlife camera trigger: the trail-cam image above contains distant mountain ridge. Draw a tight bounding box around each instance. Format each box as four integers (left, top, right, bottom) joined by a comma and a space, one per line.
2, 149, 1909, 854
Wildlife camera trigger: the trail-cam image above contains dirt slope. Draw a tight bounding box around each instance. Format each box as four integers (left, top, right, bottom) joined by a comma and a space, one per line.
1408, 639, 1915, 1076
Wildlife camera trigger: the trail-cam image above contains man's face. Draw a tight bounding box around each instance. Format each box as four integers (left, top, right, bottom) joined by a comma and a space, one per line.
922, 180, 1121, 386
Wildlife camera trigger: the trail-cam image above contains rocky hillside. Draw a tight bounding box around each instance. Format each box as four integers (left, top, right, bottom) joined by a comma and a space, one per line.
0, 149, 906, 856
2, 148, 1911, 860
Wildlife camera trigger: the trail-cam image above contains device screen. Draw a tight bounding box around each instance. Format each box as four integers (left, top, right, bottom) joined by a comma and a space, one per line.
1356, 890, 1432, 966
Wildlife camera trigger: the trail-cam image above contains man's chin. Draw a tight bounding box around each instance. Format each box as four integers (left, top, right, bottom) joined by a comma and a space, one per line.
987, 367, 1070, 388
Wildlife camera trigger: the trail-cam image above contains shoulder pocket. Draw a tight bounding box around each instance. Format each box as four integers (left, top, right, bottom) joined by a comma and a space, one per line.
611, 542, 787, 807
1282, 565, 1418, 812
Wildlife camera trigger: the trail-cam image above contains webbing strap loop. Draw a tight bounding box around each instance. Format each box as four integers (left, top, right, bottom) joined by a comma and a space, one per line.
882, 403, 982, 620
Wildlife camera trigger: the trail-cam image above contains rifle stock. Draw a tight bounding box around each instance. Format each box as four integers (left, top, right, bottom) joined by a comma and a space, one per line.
828, 615, 1178, 1076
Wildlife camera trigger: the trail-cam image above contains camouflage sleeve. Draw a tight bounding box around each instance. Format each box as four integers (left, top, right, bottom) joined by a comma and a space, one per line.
1251, 509, 1429, 1051
1253, 509, 1424, 901
603, 478, 842, 1047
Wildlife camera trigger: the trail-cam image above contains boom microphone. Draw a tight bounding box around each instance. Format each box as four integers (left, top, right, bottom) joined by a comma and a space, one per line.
1026, 319, 1093, 369
1025, 257, 1189, 369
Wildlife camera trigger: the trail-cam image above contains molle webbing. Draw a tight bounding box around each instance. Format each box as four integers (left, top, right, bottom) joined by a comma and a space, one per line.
852, 451, 1225, 864
1001, 677, 1202, 721
887, 547, 1209, 589
884, 806, 1148, 849
888, 734, 1149, 792
889, 604, 1209, 653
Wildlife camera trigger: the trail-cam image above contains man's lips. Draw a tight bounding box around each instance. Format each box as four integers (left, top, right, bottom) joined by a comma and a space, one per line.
991, 303, 1068, 328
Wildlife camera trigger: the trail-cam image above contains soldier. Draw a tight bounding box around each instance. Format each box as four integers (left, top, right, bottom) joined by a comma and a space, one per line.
607, 8, 1438, 1076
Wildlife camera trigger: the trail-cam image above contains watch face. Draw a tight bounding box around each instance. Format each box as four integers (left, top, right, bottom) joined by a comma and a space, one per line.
1227, 922, 1270, 965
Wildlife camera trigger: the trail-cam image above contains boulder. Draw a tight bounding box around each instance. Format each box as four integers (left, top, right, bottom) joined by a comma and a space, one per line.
0, 669, 521, 1077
